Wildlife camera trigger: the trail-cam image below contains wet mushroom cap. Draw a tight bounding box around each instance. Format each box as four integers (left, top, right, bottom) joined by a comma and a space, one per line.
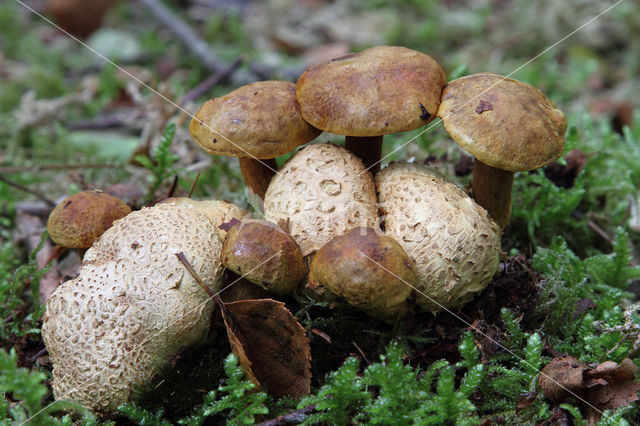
222, 219, 306, 295
47, 190, 131, 248
264, 143, 379, 256
376, 162, 502, 313
309, 227, 414, 319
437, 72, 567, 172
296, 45, 446, 136
189, 80, 321, 158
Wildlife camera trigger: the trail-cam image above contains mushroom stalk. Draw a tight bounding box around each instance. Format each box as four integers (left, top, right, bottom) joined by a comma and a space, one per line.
471, 160, 513, 229
345, 136, 382, 174
238, 157, 278, 199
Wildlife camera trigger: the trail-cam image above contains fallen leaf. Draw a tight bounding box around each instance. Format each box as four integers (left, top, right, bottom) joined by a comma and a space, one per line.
218, 218, 241, 233
222, 299, 312, 399
538, 355, 586, 402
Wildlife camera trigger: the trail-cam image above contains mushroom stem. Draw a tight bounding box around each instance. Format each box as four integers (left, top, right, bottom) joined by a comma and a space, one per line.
472, 160, 513, 229
238, 157, 278, 200
345, 136, 383, 174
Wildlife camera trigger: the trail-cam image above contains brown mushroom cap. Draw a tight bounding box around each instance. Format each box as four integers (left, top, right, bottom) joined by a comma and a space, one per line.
189, 80, 321, 159
376, 162, 502, 313
222, 219, 306, 295
309, 227, 414, 319
296, 46, 446, 136
47, 190, 131, 249
437, 72, 567, 171
264, 143, 379, 256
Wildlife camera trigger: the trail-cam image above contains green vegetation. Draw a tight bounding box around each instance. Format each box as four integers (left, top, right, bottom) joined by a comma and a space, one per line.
1, 0, 639, 424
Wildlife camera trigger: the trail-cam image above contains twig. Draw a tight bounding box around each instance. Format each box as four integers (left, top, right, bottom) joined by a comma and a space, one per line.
188, 173, 200, 198
0, 175, 55, 206
138, 0, 228, 73
0, 163, 117, 174
180, 57, 244, 104
66, 114, 137, 131
256, 405, 317, 426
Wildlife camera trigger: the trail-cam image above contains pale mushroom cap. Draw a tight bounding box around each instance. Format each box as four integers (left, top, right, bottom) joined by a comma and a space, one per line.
189, 80, 321, 158
296, 46, 446, 136
47, 190, 131, 248
43, 204, 224, 412
264, 143, 379, 256
222, 219, 306, 295
376, 162, 502, 313
309, 227, 414, 319
160, 197, 251, 239
437, 72, 567, 172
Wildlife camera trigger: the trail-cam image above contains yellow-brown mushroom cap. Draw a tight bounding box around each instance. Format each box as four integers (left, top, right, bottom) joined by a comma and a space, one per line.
47, 190, 131, 249
296, 46, 446, 137
437, 72, 567, 172
189, 80, 321, 159
309, 227, 414, 319
222, 219, 306, 295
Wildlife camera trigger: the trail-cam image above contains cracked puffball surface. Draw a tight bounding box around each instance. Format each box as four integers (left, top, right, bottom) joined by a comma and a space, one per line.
264, 143, 379, 256
41, 204, 224, 413
222, 219, 306, 295
309, 227, 415, 319
376, 162, 502, 313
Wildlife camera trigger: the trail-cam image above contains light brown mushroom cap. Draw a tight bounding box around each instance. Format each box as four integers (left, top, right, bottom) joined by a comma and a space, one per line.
43, 204, 224, 413
437, 72, 567, 171
189, 80, 321, 159
222, 219, 306, 295
309, 227, 414, 319
296, 46, 446, 136
376, 162, 502, 313
47, 190, 131, 249
264, 143, 379, 256
159, 197, 251, 239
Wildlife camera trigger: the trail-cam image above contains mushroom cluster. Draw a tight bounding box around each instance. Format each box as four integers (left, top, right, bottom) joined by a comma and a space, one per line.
43, 45, 567, 413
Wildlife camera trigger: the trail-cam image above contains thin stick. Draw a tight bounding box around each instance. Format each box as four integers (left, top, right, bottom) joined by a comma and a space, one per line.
0, 163, 116, 174
181, 58, 244, 104
175, 252, 224, 306
0, 175, 55, 206
188, 173, 200, 198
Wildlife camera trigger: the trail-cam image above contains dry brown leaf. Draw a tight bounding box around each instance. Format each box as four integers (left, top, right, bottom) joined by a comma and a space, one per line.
539, 355, 640, 416
218, 218, 241, 233
221, 299, 312, 399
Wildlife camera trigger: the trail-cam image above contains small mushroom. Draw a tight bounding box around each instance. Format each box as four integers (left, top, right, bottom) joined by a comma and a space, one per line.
376, 162, 502, 313
437, 72, 567, 228
159, 197, 250, 239
296, 46, 446, 173
189, 81, 321, 199
47, 190, 131, 249
222, 219, 306, 295
309, 227, 415, 319
43, 204, 225, 413
264, 143, 379, 257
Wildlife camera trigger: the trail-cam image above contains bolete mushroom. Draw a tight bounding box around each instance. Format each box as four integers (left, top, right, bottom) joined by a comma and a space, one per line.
376, 162, 502, 313
47, 190, 131, 249
309, 227, 415, 319
189, 80, 321, 199
42, 204, 225, 413
222, 219, 306, 295
159, 197, 250, 239
264, 143, 379, 257
437, 72, 567, 228
296, 46, 446, 173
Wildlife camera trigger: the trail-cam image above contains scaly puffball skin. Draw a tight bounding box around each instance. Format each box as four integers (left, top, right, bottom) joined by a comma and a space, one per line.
42, 204, 224, 413
264, 143, 378, 256
376, 163, 502, 313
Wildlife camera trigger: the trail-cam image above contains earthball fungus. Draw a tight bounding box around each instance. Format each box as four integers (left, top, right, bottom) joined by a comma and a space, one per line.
264, 143, 379, 257
376, 162, 502, 313
42, 204, 225, 413
47, 190, 131, 249
309, 227, 415, 319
